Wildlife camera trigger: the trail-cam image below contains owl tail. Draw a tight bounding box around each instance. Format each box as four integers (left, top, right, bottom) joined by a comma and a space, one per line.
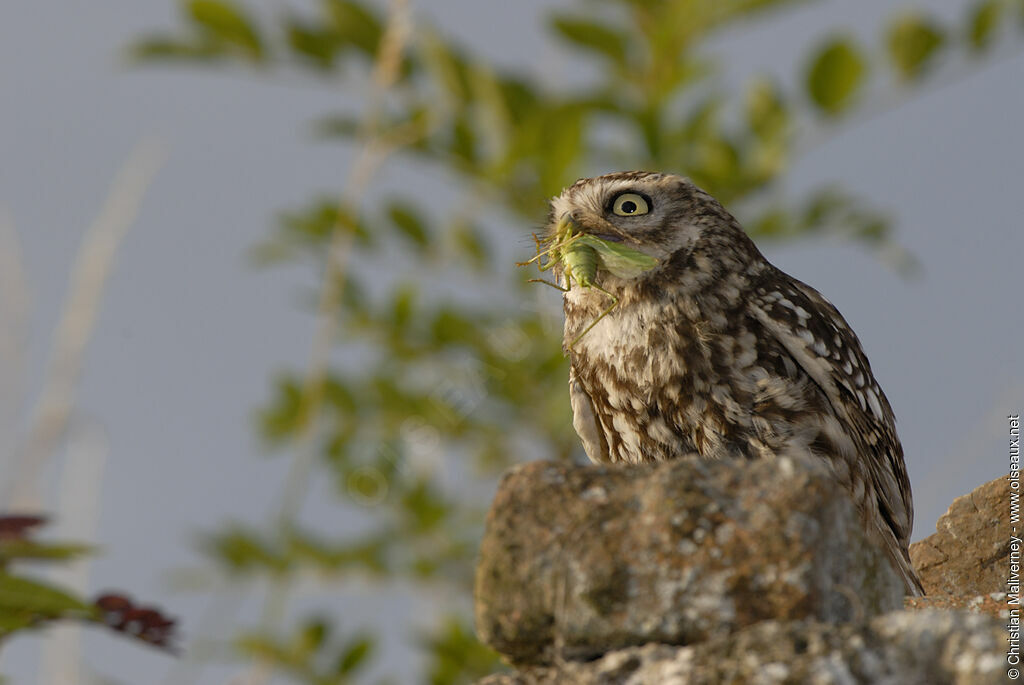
893, 545, 926, 597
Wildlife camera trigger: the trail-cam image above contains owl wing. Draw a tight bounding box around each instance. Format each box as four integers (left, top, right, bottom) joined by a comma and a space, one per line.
747, 272, 913, 550
568, 364, 610, 464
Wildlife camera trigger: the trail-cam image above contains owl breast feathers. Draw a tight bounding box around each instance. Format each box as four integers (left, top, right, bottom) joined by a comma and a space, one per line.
548, 171, 923, 596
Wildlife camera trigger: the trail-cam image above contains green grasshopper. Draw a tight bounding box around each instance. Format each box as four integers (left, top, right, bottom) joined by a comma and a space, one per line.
518, 217, 659, 349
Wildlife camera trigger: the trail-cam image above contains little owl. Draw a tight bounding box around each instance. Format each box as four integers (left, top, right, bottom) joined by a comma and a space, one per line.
547, 171, 923, 596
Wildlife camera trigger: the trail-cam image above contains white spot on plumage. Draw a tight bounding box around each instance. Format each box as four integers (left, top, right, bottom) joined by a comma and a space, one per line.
648, 417, 676, 444
866, 388, 884, 420
612, 413, 642, 461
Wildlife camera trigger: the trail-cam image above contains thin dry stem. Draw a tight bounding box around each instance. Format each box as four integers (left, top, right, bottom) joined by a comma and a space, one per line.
4, 139, 165, 510
38, 420, 110, 685
276, 0, 412, 541
239, 1, 417, 684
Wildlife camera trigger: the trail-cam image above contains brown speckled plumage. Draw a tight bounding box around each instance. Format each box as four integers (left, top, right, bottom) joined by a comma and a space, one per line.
549, 171, 923, 596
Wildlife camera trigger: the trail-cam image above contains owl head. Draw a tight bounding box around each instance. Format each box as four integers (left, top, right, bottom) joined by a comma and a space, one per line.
549, 172, 738, 256
546, 171, 759, 296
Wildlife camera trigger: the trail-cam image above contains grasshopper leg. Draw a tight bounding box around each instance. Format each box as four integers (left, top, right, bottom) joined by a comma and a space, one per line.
527, 277, 570, 292
515, 232, 562, 268
569, 285, 618, 351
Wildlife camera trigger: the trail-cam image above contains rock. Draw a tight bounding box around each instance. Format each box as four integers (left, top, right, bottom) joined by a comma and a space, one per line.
906, 476, 1019, 624
474, 456, 904, 665
476, 610, 1008, 685
905, 592, 1012, 622
909, 476, 1012, 596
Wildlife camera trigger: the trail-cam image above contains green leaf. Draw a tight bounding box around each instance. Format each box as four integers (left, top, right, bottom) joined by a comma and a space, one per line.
536, 104, 585, 194
430, 308, 479, 348
0, 612, 39, 636
0, 540, 94, 564
323, 375, 358, 413
201, 526, 289, 574
450, 114, 479, 168
420, 32, 473, 105
187, 0, 263, 61
283, 527, 391, 576
313, 113, 362, 139
324, 0, 383, 56
251, 199, 373, 267
127, 36, 223, 62
968, 0, 1003, 51
744, 77, 788, 139
450, 222, 491, 271
295, 617, 329, 654
236, 632, 293, 666
886, 13, 946, 80
335, 634, 374, 675
550, 16, 629, 66
257, 375, 305, 443
285, 19, 340, 69
389, 284, 418, 332
746, 207, 790, 239
0, 573, 94, 625
345, 466, 389, 502
806, 37, 867, 115
400, 479, 451, 534
692, 135, 740, 187
422, 615, 501, 685
388, 201, 431, 248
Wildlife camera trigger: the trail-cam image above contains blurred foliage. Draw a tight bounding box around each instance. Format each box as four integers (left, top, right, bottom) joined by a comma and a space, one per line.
131, 0, 1024, 682
806, 36, 868, 113
0, 515, 177, 651
886, 13, 947, 81
237, 620, 375, 684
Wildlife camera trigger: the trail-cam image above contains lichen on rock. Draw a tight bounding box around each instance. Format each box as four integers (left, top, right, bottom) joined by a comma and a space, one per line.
474, 461, 1014, 683
474, 455, 905, 665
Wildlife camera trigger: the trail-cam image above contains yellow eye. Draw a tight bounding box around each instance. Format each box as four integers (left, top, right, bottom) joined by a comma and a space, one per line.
611, 192, 650, 216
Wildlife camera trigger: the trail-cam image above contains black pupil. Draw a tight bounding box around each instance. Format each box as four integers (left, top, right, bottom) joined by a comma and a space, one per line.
621, 200, 637, 213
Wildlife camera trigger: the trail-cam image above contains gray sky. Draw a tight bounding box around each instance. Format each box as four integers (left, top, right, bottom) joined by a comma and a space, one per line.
1, 0, 1021, 683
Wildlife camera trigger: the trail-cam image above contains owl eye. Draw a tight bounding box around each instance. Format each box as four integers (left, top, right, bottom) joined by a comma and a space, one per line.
611, 192, 650, 216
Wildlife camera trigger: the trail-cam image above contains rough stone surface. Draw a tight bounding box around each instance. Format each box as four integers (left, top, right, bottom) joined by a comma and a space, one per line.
476, 610, 1007, 685
909, 476, 1012, 596
474, 456, 904, 665
905, 592, 1012, 622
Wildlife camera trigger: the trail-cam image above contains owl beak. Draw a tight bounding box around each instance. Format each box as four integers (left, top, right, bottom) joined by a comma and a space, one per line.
561, 211, 625, 243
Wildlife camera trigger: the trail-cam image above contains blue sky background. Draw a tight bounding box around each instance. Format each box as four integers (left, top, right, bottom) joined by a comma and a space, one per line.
1, 0, 1021, 682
